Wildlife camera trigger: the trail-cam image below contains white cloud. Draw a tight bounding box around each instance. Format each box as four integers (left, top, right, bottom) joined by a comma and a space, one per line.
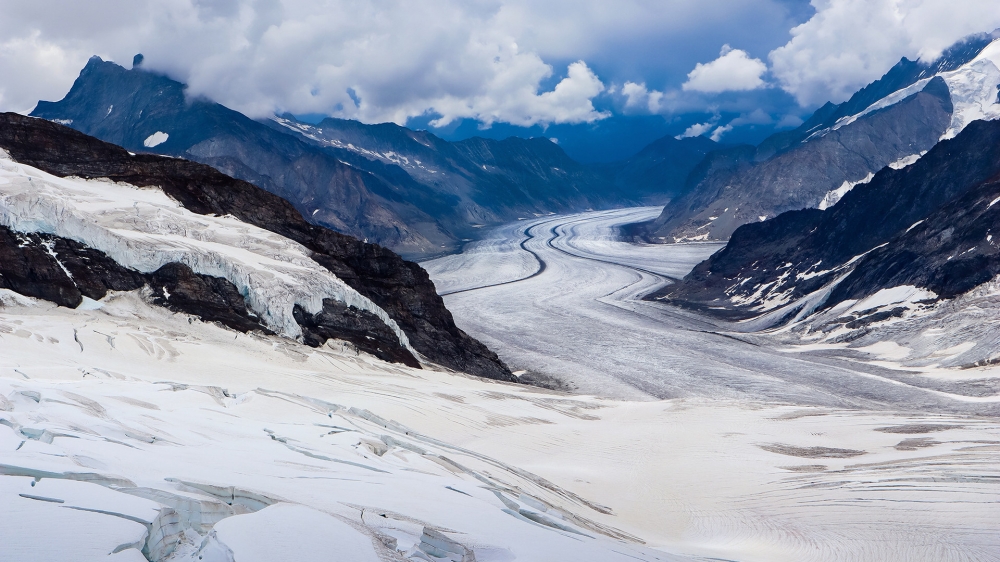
709, 124, 732, 141
776, 113, 804, 128
682, 44, 768, 93
621, 81, 664, 113
0, 1, 613, 127
769, 0, 1000, 106
728, 108, 773, 127
676, 121, 715, 139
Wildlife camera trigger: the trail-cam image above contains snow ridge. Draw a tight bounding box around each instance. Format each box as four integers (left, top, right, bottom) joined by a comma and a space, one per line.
0, 151, 410, 348
819, 38, 1000, 142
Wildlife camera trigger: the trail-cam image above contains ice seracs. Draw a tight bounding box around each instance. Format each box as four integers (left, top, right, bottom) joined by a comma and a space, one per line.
0, 150, 408, 347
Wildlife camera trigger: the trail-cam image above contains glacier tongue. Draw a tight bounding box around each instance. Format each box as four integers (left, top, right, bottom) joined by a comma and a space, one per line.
0, 152, 409, 348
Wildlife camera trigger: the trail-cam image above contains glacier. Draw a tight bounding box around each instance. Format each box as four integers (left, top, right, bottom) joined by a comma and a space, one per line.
0, 149, 409, 349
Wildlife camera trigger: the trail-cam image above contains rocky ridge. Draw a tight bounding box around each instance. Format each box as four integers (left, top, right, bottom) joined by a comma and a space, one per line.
0, 113, 511, 380
656, 118, 1000, 332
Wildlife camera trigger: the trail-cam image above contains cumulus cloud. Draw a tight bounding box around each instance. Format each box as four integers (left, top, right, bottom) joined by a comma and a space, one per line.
709, 123, 732, 141
621, 81, 664, 113
675, 121, 715, 139
682, 45, 768, 93
0, 0, 613, 126
769, 0, 1000, 105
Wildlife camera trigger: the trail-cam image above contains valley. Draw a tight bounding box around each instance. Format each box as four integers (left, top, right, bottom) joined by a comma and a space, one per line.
2, 13, 1000, 562
1, 220, 998, 562
425, 209, 1000, 415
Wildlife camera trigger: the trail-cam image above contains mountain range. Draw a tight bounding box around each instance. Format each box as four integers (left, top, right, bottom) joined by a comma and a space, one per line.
639, 30, 1000, 243
655, 34, 1000, 370
30, 56, 717, 259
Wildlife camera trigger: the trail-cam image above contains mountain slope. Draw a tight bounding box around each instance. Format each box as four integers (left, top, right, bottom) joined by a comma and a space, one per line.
272, 116, 625, 224
0, 112, 513, 381
657, 118, 1000, 326
596, 134, 719, 204
33, 58, 716, 259
30, 56, 461, 257
644, 31, 1000, 243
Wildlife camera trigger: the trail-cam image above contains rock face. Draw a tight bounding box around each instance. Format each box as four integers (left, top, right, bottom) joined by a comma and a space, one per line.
642, 31, 1000, 243
645, 77, 954, 242
146, 262, 270, 335
294, 300, 420, 368
0, 112, 511, 381
657, 118, 1000, 322
272, 116, 622, 228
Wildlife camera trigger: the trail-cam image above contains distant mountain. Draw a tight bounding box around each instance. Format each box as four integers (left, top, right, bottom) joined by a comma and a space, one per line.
592, 134, 719, 204
31, 57, 714, 259
657, 117, 1000, 332
0, 112, 514, 381
268, 115, 619, 226
641, 30, 1000, 243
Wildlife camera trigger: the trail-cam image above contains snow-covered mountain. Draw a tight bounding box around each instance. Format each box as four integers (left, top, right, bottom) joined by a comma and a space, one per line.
656, 111, 1000, 368
642, 30, 1000, 243
0, 113, 512, 381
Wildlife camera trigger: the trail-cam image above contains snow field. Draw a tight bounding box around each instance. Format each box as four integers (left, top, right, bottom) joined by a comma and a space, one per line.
1, 291, 998, 561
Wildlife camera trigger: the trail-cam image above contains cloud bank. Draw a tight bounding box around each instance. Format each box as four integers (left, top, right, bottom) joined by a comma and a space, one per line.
770, 0, 1000, 105
0, 0, 804, 126
0, 0, 999, 136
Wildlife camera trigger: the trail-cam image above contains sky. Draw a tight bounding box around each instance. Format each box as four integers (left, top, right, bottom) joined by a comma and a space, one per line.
2, 0, 1000, 161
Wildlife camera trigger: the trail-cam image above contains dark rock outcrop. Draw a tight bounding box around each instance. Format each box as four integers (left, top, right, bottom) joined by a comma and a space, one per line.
0, 227, 144, 307
294, 300, 420, 368
0, 113, 514, 381
146, 263, 266, 334
0, 225, 265, 334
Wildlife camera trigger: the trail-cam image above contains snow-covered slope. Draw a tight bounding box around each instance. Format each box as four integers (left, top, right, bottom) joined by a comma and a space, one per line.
829, 39, 1000, 142
0, 149, 406, 346
0, 112, 514, 380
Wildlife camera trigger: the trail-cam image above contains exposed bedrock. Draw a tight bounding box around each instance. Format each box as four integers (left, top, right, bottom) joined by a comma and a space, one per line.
146, 262, 269, 335
294, 300, 420, 368
0, 113, 513, 380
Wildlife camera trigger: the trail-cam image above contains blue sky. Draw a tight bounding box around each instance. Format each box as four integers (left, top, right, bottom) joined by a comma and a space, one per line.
1, 0, 999, 161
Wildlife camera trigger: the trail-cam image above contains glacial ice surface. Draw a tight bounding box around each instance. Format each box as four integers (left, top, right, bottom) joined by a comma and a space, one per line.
0, 152, 408, 347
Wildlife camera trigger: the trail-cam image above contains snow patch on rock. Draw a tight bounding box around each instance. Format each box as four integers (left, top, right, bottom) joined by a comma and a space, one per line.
818, 172, 875, 210
143, 132, 169, 148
